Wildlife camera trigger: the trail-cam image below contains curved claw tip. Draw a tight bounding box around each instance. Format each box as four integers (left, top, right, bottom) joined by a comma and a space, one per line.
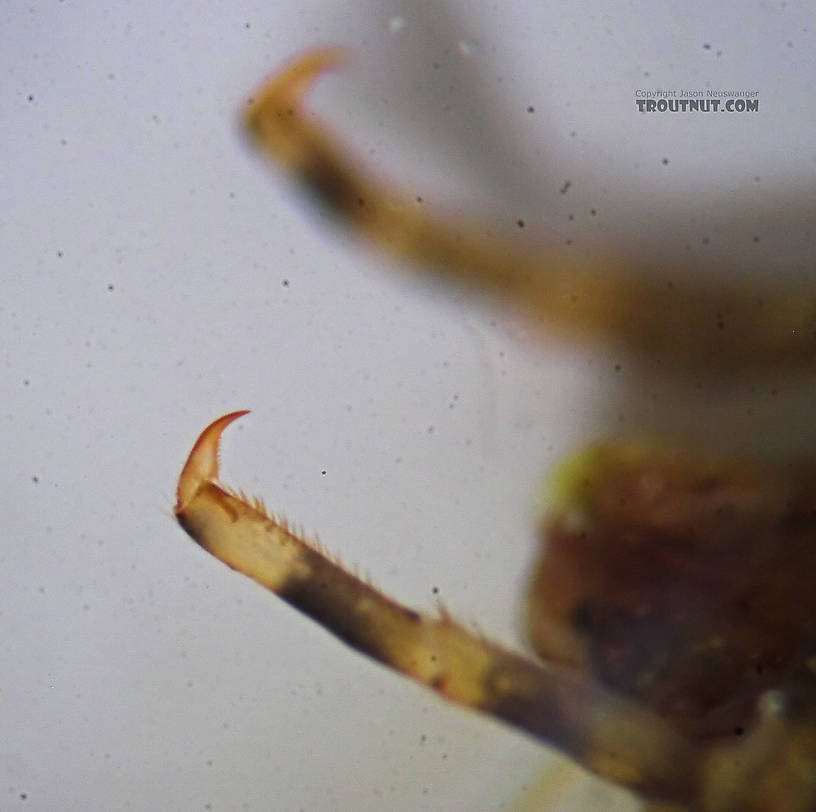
176, 410, 250, 513
245, 46, 350, 132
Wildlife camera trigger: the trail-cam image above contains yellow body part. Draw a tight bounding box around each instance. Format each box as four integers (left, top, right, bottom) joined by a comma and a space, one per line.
176, 413, 700, 805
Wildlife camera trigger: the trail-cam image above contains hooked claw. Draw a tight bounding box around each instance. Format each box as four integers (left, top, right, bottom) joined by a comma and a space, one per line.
175, 410, 250, 513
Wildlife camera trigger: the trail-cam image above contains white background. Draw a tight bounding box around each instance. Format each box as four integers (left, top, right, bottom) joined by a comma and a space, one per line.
3, 1, 815, 810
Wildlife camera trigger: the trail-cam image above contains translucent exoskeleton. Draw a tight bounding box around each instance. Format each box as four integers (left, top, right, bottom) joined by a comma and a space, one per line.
175, 50, 816, 811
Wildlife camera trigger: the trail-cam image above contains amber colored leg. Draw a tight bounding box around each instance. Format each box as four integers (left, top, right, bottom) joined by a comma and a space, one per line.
243, 50, 816, 373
